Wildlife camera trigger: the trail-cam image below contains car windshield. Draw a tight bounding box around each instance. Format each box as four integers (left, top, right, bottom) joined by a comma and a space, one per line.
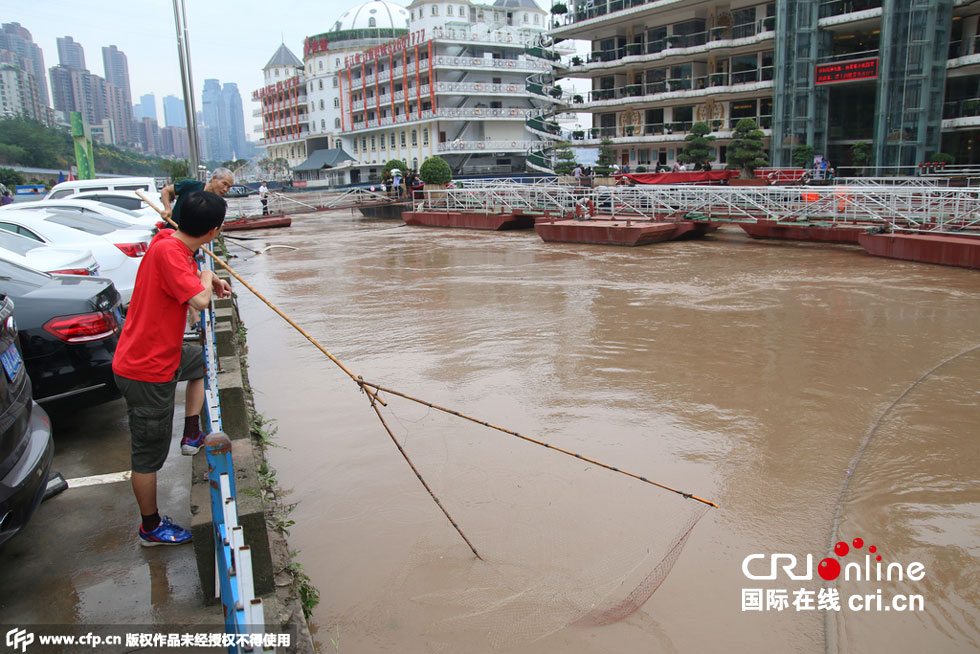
43, 211, 120, 235
0, 230, 43, 256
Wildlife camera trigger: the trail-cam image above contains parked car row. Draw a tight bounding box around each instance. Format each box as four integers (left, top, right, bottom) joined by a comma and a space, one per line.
1, 179, 163, 546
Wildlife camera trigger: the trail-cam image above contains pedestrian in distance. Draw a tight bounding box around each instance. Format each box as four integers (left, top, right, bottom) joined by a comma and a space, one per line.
159, 167, 234, 225
0, 190, 13, 206
112, 191, 233, 546
259, 181, 270, 216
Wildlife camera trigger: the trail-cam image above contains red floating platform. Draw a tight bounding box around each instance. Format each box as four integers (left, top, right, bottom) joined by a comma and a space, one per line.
534, 219, 713, 246
223, 215, 292, 231
858, 232, 980, 269
739, 220, 867, 244
402, 211, 535, 230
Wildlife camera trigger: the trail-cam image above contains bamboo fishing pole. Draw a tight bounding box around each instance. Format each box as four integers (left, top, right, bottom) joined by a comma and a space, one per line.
137, 190, 483, 558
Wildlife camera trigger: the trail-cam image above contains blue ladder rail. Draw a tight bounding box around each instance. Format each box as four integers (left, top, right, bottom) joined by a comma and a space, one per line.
198, 253, 275, 653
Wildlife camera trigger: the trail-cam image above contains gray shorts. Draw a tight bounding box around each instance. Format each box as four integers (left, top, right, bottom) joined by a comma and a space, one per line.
114, 344, 205, 474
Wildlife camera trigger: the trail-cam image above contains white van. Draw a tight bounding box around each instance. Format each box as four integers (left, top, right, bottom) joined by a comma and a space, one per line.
45, 177, 159, 200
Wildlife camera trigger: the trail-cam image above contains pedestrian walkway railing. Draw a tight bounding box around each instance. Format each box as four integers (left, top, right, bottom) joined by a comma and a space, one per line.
198, 252, 274, 654
421, 183, 980, 232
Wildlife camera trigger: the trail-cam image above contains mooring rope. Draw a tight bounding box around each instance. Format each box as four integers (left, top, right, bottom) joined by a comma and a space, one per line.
137, 191, 718, 560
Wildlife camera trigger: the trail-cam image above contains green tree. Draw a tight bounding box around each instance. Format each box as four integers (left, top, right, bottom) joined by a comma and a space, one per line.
678, 122, 716, 167
160, 159, 190, 181
726, 118, 769, 178
551, 141, 577, 175
594, 137, 616, 176
791, 145, 815, 168
851, 142, 873, 172
419, 156, 452, 185
0, 167, 25, 187
930, 152, 955, 164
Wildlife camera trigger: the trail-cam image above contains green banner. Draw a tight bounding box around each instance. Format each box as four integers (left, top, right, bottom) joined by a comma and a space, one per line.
70, 112, 95, 180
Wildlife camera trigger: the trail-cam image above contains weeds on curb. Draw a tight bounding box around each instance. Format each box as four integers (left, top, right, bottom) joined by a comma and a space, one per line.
282, 552, 321, 619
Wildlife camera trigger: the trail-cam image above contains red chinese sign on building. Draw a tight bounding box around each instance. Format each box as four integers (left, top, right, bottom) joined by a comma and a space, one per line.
344, 30, 426, 67
815, 58, 878, 85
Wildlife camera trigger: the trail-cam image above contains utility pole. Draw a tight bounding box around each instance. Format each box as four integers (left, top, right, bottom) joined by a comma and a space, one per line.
172, 0, 202, 178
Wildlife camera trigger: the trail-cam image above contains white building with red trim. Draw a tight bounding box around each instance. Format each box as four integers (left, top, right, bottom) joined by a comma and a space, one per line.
253, 44, 308, 169
338, 0, 567, 182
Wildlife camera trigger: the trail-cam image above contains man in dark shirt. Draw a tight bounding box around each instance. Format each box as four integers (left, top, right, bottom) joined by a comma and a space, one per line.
159, 167, 234, 225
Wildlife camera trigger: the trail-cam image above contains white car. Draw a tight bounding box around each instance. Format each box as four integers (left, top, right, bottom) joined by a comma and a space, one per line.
44, 176, 159, 200
0, 229, 99, 277
71, 191, 164, 226
2, 198, 160, 230
0, 209, 152, 304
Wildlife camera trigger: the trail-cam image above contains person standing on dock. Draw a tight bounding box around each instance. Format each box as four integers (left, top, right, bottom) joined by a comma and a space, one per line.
159, 167, 234, 225
259, 181, 269, 216
112, 191, 232, 546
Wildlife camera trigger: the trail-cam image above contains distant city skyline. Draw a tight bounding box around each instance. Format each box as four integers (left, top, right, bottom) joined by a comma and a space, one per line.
2, 0, 396, 137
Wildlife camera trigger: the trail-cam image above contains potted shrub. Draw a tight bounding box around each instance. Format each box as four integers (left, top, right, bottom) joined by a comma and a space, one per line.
726, 118, 770, 181
573, 94, 583, 103
667, 34, 683, 48
626, 84, 642, 96
712, 120, 723, 131
963, 99, 979, 116
419, 156, 453, 199
711, 72, 727, 86
572, 130, 585, 140
549, 85, 563, 98
711, 26, 727, 40
636, 165, 648, 173
626, 43, 642, 56
551, 2, 568, 14
571, 55, 583, 66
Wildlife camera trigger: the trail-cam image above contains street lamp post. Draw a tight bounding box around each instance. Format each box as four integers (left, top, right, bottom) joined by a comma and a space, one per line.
172, 0, 202, 178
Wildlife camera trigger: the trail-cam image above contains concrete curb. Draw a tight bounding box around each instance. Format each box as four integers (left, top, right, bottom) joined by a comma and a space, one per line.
189, 273, 316, 653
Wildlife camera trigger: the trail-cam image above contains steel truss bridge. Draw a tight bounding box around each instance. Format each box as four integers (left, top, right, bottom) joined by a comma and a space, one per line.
419, 182, 980, 234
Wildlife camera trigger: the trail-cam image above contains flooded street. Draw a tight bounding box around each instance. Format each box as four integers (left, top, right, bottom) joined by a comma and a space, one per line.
228, 209, 979, 654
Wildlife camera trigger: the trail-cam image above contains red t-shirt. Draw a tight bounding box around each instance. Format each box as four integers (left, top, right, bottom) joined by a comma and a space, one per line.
112, 230, 205, 382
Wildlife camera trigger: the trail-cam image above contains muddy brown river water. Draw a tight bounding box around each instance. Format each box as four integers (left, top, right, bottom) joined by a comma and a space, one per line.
228, 209, 979, 654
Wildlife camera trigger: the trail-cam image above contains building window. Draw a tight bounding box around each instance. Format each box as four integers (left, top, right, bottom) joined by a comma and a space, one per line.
336, 58, 340, 68
432, 5, 438, 15
321, 119, 326, 129
400, 131, 407, 147
523, 13, 529, 23
319, 99, 325, 110
319, 79, 324, 90
362, 137, 367, 150
353, 139, 358, 152
411, 129, 417, 145
534, 14, 540, 24
334, 97, 340, 107
275, 69, 279, 77
333, 76, 338, 88
318, 61, 323, 71
371, 135, 376, 150
335, 118, 341, 128
423, 128, 429, 145
380, 134, 386, 149
369, 17, 376, 27
447, 5, 453, 15
390, 133, 396, 148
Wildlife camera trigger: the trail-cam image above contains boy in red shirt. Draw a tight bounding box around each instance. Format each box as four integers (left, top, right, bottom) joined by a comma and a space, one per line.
113, 190, 232, 546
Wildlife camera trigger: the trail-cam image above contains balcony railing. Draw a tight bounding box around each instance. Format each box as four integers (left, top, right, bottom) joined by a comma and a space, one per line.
432, 55, 551, 71
434, 81, 524, 95
583, 25, 775, 66
942, 97, 980, 120
818, 0, 883, 19
351, 59, 430, 87
586, 69, 773, 103
568, 116, 772, 140
436, 140, 543, 152
351, 85, 430, 111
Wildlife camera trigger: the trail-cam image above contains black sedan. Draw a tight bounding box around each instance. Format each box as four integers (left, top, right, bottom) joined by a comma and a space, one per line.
0, 258, 123, 404
0, 294, 54, 546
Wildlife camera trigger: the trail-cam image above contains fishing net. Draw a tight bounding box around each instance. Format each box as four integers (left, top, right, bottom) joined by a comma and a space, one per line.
355, 387, 714, 649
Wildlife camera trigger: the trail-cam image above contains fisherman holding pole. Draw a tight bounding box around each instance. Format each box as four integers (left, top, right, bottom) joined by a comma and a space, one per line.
112, 191, 232, 545
159, 167, 235, 224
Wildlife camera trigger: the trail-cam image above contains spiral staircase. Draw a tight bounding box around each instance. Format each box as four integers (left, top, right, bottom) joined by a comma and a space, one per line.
524, 37, 569, 174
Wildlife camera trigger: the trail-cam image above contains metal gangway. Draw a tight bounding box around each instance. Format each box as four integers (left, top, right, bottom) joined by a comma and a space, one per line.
420, 183, 980, 233
197, 253, 277, 654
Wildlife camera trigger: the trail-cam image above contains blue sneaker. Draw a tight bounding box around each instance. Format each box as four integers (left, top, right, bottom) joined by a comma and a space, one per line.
180, 430, 205, 455
139, 516, 191, 546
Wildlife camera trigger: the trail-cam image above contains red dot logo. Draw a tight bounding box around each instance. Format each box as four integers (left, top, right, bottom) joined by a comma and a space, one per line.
869, 545, 877, 554
818, 558, 841, 580
834, 541, 849, 557
852, 538, 864, 549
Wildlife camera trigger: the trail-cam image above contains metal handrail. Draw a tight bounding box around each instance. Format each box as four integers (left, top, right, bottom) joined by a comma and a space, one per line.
419, 183, 980, 233
199, 254, 274, 653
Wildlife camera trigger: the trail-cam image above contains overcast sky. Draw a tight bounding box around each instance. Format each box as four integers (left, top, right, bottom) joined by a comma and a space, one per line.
9, 0, 589, 139
8, 0, 380, 138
